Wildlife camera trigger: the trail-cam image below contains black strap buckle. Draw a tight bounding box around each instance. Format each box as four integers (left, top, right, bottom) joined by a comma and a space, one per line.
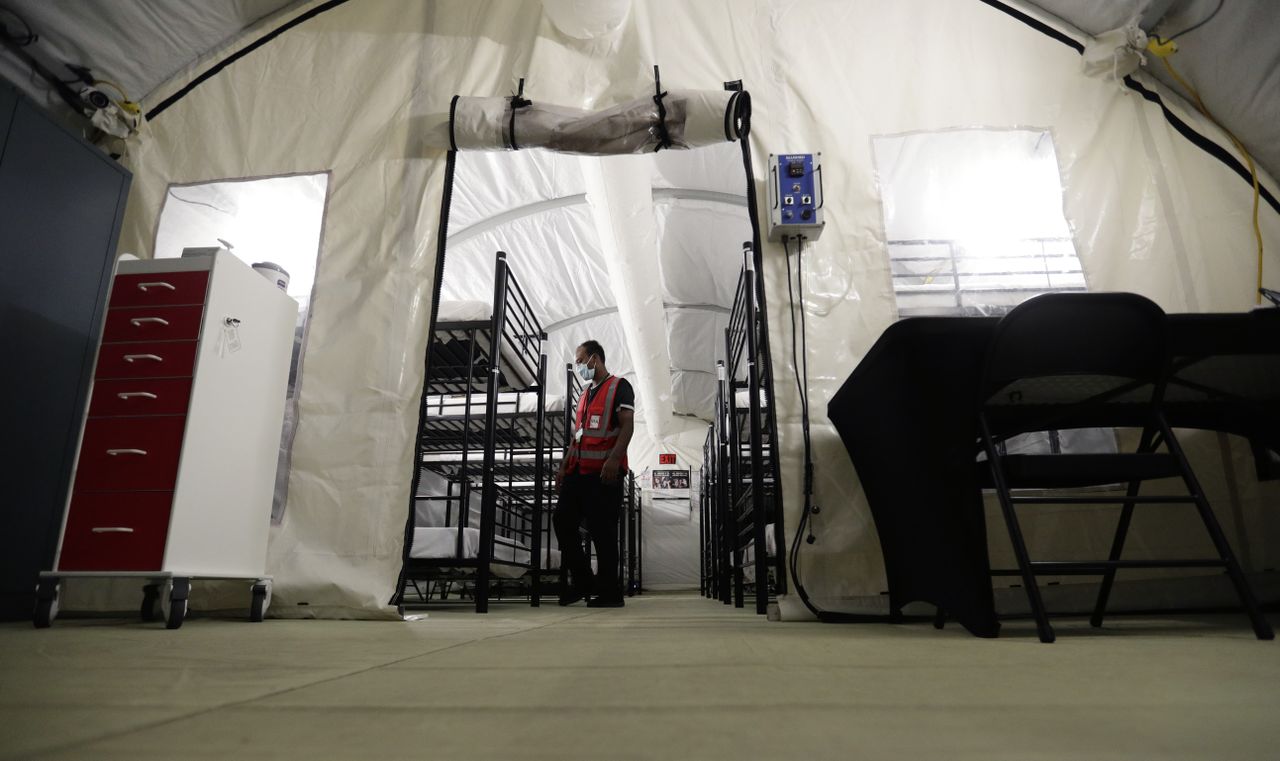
508, 78, 531, 150
652, 65, 672, 152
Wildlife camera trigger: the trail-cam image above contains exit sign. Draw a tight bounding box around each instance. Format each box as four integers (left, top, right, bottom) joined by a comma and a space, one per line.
659, 454, 676, 465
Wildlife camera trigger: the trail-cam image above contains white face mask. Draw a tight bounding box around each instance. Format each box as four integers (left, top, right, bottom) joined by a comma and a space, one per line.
575, 357, 595, 381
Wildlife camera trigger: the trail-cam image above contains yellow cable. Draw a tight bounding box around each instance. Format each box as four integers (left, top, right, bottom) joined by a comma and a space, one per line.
1158, 55, 1265, 305
92, 78, 141, 115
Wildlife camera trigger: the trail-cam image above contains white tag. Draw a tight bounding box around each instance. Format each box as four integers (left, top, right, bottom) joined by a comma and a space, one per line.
223, 318, 242, 354
588, 414, 602, 429
574, 428, 583, 442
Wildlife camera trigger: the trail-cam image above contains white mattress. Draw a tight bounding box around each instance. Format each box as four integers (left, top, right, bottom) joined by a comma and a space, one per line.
436, 299, 492, 323
410, 527, 530, 579
423, 392, 565, 418
436, 300, 540, 390
420, 452, 541, 470
740, 523, 777, 565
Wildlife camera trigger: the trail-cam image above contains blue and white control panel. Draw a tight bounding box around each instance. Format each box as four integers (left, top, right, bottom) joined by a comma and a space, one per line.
767, 152, 824, 242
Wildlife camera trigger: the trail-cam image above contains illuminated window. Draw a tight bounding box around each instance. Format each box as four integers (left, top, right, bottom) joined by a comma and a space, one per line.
875, 133, 1113, 456
154, 172, 330, 522
873, 130, 1085, 317
155, 173, 328, 318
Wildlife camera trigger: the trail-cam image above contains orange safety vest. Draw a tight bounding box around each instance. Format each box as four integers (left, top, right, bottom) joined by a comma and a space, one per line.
566, 375, 627, 475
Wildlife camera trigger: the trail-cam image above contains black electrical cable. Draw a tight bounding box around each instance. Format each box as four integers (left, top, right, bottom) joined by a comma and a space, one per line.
1155, 0, 1225, 44
783, 235, 939, 626
783, 235, 822, 618
0, 6, 36, 46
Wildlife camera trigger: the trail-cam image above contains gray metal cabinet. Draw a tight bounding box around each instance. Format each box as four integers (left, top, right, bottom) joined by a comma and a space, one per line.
0, 83, 132, 620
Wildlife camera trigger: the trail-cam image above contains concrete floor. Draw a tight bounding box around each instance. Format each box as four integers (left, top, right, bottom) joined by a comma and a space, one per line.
1, 595, 1277, 760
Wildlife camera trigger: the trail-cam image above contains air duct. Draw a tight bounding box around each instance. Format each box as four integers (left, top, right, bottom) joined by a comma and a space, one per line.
579, 154, 675, 438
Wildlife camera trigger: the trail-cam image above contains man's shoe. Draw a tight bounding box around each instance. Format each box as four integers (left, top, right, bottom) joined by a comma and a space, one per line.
558, 588, 589, 607
587, 596, 625, 608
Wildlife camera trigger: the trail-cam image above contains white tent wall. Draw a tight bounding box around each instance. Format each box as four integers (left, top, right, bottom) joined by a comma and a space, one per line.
65, 0, 1278, 618
63, 0, 549, 617
747, 3, 1280, 616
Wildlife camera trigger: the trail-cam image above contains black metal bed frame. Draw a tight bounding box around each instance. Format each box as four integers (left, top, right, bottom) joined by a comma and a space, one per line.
399, 251, 549, 613
700, 422, 722, 601
621, 471, 643, 597
710, 244, 787, 614
524, 363, 580, 592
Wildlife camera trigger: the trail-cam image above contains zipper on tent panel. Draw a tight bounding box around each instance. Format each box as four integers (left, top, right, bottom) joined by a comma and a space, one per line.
393, 148, 457, 606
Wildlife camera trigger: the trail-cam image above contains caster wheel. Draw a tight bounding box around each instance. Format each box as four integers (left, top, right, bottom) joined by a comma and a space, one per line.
141, 583, 162, 622
165, 599, 187, 630
249, 582, 271, 623
34, 597, 56, 629
160, 578, 190, 630
33, 579, 60, 629
34, 593, 59, 629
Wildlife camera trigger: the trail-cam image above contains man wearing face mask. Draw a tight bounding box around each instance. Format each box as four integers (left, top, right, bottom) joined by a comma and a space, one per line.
554, 339, 635, 607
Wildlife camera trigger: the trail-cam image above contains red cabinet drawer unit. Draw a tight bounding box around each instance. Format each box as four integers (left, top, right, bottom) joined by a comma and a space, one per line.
73, 416, 188, 492
38, 253, 299, 630
57, 491, 174, 572
87, 378, 195, 418
102, 305, 205, 343
94, 340, 199, 379
108, 271, 209, 308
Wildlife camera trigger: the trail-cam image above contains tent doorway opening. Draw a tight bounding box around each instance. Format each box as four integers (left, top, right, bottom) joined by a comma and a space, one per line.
399, 137, 778, 612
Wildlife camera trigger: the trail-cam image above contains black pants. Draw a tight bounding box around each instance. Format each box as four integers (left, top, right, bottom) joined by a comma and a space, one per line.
553, 471, 622, 598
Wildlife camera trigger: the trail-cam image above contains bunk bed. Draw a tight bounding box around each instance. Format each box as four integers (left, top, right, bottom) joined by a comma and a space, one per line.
531, 467, 643, 600
719, 246, 787, 614
474, 362, 577, 598
620, 471, 643, 597
700, 424, 721, 600
703, 361, 735, 605
398, 251, 550, 613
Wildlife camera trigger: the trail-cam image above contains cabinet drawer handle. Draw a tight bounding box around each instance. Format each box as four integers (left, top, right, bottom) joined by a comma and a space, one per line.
137, 282, 176, 292
91, 527, 135, 534
130, 317, 171, 327
106, 448, 148, 456
116, 392, 158, 400
123, 354, 163, 363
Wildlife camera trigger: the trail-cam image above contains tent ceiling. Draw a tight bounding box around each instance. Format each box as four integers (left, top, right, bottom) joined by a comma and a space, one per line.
1, 0, 1275, 181
0, 0, 299, 123
1022, 0, 1280, 181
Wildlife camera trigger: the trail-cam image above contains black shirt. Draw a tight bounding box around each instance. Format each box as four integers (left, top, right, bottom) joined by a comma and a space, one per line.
584, 376, 634, 429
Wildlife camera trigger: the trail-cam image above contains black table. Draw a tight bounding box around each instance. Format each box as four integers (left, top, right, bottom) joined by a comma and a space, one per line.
827, 310, 1280, 638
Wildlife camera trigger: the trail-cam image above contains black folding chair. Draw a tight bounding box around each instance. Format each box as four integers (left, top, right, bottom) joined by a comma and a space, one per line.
975, 293, 1273, 643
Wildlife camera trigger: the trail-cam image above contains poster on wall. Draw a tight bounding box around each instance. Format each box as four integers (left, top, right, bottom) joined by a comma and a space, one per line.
651, 469, 690, 490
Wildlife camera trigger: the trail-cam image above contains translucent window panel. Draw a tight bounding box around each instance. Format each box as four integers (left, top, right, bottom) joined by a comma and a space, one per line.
154, 172, 329, 524
876, 132, 1113, 457
155, 173, 329, 314
874, 130, 1086, 317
